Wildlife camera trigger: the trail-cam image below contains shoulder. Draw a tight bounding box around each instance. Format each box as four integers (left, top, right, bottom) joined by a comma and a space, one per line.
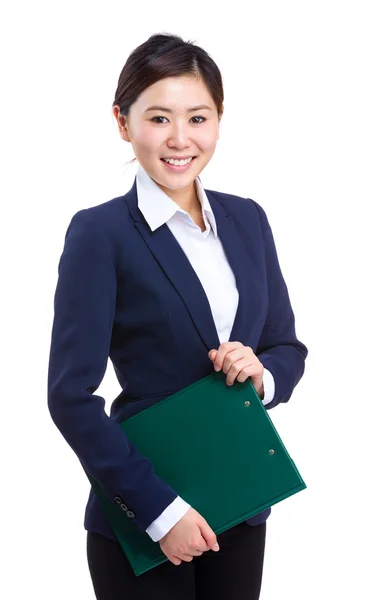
64, 195, 131, 246
61, 196, 131, 267
68, 195, 128, 230
205, 187, 270, 229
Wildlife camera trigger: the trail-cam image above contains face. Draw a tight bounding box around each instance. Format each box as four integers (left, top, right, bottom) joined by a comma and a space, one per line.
114, 75, 222, 197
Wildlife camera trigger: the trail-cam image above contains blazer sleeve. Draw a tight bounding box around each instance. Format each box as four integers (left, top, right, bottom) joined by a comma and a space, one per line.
251, 200, 308, 409
47, 209, 178, 532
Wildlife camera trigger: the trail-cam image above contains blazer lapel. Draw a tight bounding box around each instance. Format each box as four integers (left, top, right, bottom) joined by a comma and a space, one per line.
207, 191, 259, 346
125, 181, 220, 351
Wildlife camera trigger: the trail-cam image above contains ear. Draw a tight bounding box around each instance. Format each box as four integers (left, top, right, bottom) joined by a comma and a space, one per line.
217, 104, 224, 139
112, 105, 130, 142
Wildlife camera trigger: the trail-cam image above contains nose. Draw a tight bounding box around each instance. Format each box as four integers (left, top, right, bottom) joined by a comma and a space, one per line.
166, 121, 191, 150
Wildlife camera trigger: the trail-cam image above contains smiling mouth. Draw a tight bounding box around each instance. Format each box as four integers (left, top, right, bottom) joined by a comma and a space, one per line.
161, 156, 197, 162
160, 156, 197, 171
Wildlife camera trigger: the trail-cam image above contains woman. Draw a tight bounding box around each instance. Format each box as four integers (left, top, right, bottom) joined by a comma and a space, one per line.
48, 33, 308, 600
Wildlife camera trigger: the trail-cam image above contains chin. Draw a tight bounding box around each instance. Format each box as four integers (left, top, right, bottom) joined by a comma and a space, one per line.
158, 178, 195, 191
155, 166, 199, 188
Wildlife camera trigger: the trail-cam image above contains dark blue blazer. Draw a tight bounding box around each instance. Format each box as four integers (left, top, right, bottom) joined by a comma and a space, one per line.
47, 179, 308, 540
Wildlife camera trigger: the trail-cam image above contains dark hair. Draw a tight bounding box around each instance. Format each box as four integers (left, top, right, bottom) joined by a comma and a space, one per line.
112, 33, 224, 118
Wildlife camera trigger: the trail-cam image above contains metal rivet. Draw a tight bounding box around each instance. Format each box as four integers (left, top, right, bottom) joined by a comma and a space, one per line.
244, 401, 250, 407
269, 449, 275, 455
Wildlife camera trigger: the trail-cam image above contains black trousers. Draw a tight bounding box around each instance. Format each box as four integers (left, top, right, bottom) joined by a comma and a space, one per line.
87, 521, 266, 600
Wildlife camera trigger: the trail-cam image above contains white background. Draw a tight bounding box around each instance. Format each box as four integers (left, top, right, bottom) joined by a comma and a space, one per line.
1, 1, 385, 598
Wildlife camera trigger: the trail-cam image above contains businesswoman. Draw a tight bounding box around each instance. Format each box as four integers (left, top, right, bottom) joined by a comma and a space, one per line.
48, 33, 308, 600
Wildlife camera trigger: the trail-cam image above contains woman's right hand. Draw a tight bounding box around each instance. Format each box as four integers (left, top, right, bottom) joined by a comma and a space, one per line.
159, 507, 220, 565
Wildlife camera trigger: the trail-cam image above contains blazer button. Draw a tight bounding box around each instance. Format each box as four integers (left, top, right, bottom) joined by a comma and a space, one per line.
114, 496, 122, 504
120, 503, 128, 511
126, 510, 135, 519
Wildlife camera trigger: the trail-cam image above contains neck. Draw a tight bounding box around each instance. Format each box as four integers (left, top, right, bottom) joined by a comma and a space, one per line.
158, 181, 201, 214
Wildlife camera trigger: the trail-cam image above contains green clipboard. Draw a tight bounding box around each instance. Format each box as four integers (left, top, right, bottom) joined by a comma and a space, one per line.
85, 371, 306, 576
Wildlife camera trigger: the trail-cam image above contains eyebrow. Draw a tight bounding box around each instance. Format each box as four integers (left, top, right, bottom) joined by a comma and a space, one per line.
144, 104, 213, 113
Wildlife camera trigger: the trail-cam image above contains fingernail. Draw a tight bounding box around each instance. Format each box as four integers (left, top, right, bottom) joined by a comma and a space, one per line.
210, 351, 216, 360
212, 543, 220, 551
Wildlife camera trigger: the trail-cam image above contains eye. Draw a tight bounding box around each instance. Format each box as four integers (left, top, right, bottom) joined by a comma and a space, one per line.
191, 116, 206, 124
151, 116, 169, 124
150, 115, 206, 124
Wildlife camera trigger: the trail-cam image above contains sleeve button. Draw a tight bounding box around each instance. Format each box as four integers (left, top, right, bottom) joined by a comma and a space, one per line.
126, 510, 135, 519
114, 496, 122, 504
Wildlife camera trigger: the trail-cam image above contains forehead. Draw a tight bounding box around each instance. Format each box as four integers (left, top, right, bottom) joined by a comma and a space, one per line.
134, 76, 216, 111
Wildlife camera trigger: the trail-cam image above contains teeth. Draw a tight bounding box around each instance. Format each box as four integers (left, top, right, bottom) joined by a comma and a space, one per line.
164, 157, 193, 166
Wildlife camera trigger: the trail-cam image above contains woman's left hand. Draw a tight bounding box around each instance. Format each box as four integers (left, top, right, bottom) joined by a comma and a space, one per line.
208, 342, 264, 398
